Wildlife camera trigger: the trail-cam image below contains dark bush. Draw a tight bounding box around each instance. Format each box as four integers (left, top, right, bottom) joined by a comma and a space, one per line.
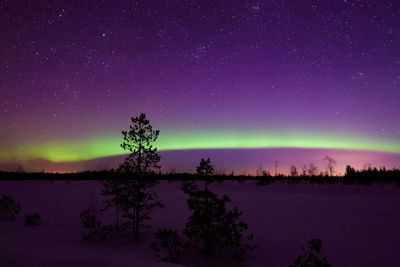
25, 212, 41, 226
0, 194, 21, 220
80, 208, 110, 242
290, 238, 330, 267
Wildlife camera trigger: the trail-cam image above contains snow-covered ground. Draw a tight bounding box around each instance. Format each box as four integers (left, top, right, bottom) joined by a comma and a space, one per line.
0, 180, 399, 266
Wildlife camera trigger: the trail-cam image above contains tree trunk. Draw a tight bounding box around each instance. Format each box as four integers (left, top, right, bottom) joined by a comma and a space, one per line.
204, 180, 211, 255
132, 208, 136, 239
116, 205, 119, 230
135, 198, 140, 240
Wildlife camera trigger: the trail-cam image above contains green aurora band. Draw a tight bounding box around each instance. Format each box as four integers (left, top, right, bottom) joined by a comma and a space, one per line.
1, 131, 400, 163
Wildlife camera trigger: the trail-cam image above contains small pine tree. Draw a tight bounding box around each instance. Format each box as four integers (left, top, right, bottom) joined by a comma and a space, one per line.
197, 158, 214, 176
219, 206, 256, 260
151, 229, 185, 263
121, 113, 161, 174
290, 238, 330, 267
182, 160, 255, 260
182, 181, 218, 255
196, 157, 214, 190
0, 194, 21, 219
345, 165, 356, 176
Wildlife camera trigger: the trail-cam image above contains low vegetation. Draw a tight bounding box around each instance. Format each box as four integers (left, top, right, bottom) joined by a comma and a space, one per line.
0, 194, 21, 220
290, 238, 330, 267
25, 212, 41, 226
2, 166, 400, 185
151, 229, 185, 263
80, 207, 110, 242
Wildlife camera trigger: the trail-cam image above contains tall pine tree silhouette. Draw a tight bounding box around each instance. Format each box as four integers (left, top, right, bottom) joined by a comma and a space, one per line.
102, 113, 163, 240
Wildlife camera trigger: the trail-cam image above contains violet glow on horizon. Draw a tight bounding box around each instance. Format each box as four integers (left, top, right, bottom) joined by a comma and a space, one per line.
1, 149, 398, 175
1, 1, 400, 172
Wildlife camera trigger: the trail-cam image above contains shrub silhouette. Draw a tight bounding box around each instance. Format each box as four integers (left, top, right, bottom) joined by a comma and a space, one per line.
290, 238, 330, 267
151, 229, 185, 263
324, 156, 337, 176
307, 164, 319, 176
80, 208, 109, 242
25, 212, 41, 226
0, 194, 21, 220
256, 171, 272, 186
290, 165, 299, 177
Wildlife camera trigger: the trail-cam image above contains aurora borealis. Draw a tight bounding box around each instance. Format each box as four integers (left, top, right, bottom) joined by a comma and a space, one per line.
1, 1, 400, 172
1, 131, 400, 163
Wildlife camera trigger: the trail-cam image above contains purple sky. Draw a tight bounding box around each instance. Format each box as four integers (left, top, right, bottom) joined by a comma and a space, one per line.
1, 1, 399, 173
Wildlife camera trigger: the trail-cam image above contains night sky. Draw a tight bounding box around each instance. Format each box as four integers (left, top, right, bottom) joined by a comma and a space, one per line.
1, 0, 400, 173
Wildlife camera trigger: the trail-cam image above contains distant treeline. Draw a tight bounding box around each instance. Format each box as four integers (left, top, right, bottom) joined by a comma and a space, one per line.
1, 166, 400, 185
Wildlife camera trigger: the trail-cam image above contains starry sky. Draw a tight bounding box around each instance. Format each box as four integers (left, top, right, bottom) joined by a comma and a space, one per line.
1, 0, 400, 173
